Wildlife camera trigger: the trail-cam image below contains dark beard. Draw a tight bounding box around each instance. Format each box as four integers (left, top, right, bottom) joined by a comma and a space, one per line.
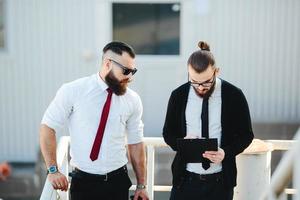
194, 80, 216, 99
105, 71, 128, 96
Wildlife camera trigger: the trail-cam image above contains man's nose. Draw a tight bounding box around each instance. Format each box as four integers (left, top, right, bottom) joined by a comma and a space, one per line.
198, 85, 206, 91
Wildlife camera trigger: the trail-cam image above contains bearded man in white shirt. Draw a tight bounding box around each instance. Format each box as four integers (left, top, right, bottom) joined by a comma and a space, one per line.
40, 41, 149, 200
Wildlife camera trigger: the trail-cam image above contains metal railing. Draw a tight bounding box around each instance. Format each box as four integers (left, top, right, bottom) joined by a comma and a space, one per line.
261, 127, 300, 200
40, 136, 70, 200
40, 133, 299, 200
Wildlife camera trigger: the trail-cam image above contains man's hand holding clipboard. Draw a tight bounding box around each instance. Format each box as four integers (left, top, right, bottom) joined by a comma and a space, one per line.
177, 136, 225, 164
203, 146, 225, 164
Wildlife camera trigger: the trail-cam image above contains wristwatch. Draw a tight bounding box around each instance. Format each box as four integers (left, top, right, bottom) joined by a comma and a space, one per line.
136, 184, 146, 190
47, 165, 58, 174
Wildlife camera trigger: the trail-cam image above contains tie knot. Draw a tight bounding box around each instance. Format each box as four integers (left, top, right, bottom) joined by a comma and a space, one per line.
106, 88, 113, 94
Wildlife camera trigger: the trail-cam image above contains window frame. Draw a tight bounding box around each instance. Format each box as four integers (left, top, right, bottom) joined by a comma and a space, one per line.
0, 0, 7, 52
95, 0, 196, 62
112, 2, 181, 56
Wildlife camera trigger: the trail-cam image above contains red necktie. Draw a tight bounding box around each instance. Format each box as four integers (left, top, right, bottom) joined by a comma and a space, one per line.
90, 88, 113, 161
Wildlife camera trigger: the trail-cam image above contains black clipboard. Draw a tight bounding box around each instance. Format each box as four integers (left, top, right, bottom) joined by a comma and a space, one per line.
177, 138, 218, 163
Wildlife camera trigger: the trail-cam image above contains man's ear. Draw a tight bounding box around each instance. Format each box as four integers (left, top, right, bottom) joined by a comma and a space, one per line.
103, 58, 112, 71
215, 67, 220, 76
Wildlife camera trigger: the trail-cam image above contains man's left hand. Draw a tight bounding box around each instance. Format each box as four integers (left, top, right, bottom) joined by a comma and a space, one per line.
203, 147, 225, 164
133, 188, 149, 200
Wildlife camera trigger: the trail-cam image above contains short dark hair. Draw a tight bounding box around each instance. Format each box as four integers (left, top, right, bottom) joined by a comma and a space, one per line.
187, 41, 215, 73
103, 41, 135, 58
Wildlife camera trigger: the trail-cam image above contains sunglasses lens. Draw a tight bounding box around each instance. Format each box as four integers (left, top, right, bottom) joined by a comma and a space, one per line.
123, 68, 137, 75
132, 69, 137, 75
123, 69, 131, 75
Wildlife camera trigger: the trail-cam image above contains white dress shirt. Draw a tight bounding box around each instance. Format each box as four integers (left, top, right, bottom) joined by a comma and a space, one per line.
42, 73, 144, 174
185, 78, 222, 174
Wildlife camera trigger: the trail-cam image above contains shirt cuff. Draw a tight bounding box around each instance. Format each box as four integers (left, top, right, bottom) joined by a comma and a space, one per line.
127, 131, 143, 144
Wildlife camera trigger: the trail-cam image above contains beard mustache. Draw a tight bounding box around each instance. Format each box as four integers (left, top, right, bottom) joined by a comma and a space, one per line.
194, 80, 216, 99
105, 71, 130, 96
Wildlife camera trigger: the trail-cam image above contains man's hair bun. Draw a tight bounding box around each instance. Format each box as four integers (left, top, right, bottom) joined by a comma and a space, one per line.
198, 41, 210, 51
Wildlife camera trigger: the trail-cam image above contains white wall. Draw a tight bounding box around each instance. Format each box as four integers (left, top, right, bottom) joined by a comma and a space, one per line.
0, 0, 299, 161
193, 0, 300, 123
0, 0, 98, 161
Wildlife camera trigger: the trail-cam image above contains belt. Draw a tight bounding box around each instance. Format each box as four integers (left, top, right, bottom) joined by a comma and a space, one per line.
185, 170, 223, 181
69, 165, 127, 181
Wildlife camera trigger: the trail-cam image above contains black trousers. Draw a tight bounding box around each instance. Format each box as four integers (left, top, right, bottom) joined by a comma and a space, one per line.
170, 172, 233, 200
70, 167, 132, 200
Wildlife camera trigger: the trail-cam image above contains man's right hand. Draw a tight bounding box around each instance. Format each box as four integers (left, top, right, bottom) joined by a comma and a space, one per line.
48, 172, 69, 191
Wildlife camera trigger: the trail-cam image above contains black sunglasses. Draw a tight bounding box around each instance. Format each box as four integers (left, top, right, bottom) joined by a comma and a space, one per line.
109, 59, 138, 76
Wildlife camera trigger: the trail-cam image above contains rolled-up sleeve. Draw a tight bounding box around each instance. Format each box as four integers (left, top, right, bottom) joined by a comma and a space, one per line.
41, 84, 73, 133
126, 94, 144, 144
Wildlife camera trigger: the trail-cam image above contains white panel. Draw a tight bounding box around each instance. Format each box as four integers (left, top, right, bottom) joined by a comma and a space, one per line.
194, 0, 300, 123
0, 0, 97, 161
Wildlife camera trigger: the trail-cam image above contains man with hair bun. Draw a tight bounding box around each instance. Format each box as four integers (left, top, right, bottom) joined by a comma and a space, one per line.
163, 41, 254, 200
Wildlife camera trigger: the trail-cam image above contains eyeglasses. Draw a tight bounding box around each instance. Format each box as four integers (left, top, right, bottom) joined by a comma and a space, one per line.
190, 70, 216, 88
108, 59, 137, 76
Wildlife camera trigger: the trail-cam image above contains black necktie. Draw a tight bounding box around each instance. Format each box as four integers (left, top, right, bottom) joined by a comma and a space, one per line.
201, 97, 210, 170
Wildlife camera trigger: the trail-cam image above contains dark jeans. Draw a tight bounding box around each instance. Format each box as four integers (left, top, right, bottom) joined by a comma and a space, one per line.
70, 167, 132, 200
170, 172, 233, 200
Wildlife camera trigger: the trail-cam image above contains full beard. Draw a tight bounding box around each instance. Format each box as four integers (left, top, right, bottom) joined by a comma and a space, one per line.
194, 81, 216, 99
105, 71, 130, 96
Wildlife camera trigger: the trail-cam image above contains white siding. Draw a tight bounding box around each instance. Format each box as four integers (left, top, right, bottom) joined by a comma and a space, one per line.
193, 0, 300, 123
0, 0, 98, 161
0, 0, 299, 161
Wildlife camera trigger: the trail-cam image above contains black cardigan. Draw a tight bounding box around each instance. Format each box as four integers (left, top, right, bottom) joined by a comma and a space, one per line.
162, 80, 254, 188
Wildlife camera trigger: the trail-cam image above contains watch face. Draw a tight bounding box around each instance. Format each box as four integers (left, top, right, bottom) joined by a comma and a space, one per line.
48, 166, 57, 173
137, 184, 146, 189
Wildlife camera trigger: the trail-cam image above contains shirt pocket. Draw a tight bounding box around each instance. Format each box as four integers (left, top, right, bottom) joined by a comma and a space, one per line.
119, 114, 130, 134
108, 113, 130, 138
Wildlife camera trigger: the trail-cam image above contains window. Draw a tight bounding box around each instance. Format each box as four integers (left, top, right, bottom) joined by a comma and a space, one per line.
0, 0, 4, 49
113, 3, 180, 55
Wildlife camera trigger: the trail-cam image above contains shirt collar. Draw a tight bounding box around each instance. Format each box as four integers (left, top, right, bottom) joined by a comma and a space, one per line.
210, 77, 221, 98
96, 72, 109, 92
